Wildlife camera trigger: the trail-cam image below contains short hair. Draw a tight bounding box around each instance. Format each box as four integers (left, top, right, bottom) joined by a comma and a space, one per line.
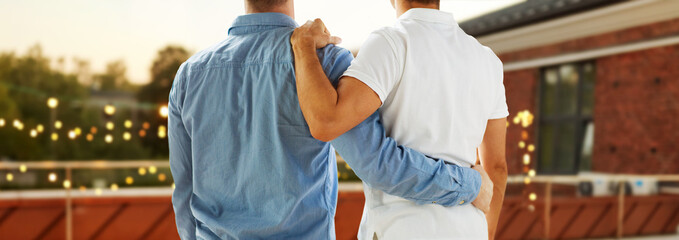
406, 0, 440, 5
247, 0, 288, 11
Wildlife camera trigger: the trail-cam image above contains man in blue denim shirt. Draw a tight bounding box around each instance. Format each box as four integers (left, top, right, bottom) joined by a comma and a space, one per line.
168, 0, 489, 239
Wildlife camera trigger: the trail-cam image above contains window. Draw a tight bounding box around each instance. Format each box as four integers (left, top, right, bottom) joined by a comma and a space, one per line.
537, 62, 595, 174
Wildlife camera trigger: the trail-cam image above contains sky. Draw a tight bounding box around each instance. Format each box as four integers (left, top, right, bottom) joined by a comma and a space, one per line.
0, 0, 523, 84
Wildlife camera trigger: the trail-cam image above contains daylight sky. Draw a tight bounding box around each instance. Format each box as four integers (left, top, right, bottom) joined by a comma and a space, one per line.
0, 0, 523, 84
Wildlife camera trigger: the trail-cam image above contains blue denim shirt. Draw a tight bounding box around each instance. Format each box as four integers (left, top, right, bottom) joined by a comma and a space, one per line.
168, 13, 481, 240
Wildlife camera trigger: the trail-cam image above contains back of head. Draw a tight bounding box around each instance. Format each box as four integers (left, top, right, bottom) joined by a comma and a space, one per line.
247, 0, 288, 12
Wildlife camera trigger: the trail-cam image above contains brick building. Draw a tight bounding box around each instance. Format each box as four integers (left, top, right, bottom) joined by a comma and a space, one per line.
460, 0, 679, 176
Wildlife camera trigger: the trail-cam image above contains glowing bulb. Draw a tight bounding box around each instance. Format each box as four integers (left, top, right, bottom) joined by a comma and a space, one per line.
105, 134, 113, 143
149, 166, 157, 174
90, 126, 97, 134
74, 127, 82, 136
528, 144, 535, 152
159, 105, 169, 118
529, 193, 537, 201
158, 173, 167, 182
51, 133, 59, 141
523, 154, 531, 165
104, 104, 116, 116
47, 97, 59, 108
6, 173, 14, 182
124, 120, 132, 129
123, 132, 131, 141
125, 176, 134, 185
0, 118, 5, 127
138, 167, 147, 176
36, 124, 44, 133
110, 184, 119, 191
524, 177, 531, 185
30, 129, 38, 138
54, 120, 62, 129
63, 180, 71, 189
86, 134, 93, 142
79, 186, 86, 192
528, 169, 536, 177
13, 119, 23, 130
158, 125, 166, 139
68, 130, 76, 139
138, 129, 146, 137
142, 122, 150, 130
95, 188, 102, 196
48, 172, 57, 182
171, 183, 175, 189
19, 164, 27, 173
106, 121, 114, 130
518, 141, 526, 149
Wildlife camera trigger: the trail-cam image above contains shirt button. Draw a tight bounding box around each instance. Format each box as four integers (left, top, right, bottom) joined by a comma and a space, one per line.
459, 200, 465, 205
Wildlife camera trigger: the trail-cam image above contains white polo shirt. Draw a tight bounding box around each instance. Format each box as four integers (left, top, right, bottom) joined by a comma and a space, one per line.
343, 8, 508, 239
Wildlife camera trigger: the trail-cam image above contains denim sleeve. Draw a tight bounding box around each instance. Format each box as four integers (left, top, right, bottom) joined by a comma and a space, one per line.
168, 63, 197, 239
321, 46, 482, 207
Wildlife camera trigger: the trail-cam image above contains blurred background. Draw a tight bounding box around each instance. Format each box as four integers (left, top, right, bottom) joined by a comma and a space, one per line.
0, 0, 678, 239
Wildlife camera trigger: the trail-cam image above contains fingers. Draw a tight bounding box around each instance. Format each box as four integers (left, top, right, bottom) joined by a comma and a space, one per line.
328, 35, 342, 45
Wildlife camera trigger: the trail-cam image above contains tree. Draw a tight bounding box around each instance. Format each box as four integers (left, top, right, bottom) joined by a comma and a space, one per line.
137, 46, 190, 104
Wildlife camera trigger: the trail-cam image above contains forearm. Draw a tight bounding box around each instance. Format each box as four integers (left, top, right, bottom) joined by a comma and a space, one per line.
332, 112, 482, 206
485, 165, 507, 239
292, 42, 341, 137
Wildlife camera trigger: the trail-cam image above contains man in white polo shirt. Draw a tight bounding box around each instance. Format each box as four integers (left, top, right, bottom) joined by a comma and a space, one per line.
291, 0, 508, 239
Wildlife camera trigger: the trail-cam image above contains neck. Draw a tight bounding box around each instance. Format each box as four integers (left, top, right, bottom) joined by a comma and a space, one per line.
395, 1, 439, 17
245, 0, 295, 19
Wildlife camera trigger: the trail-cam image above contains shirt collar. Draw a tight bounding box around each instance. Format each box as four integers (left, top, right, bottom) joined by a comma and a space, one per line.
228, 12, 298, 35
399, 8, 457, 25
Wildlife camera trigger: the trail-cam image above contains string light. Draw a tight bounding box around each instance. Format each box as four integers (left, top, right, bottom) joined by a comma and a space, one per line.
106, 121, 114, 130
142, 122, 150, 130
51, 133, 59, 141
63, 180, 71, 189
139, 129, 146, 137
104, 104, 116, 116
30, 129, 38, 138
528, 169, 536, 177
19, 164, 27, 173
0, 118, 5, 127
68, 130, 76, 140
79, 186, 86, 192
158, 125, 166, 139
90, 126, 97, 134
105, 134, 113, 143
48, 172, 57, 182
86, 134, 94, 142
123, 132, 131, 141
518, 141, 526, 149
158, 173, 166, 182
95, 188, 102, 196
159, 105, 169, 118
47, 97, 59, 109
148, 166, 157, 174
74, 127, 82, 136
171, 183, 175, 189
36, 124, 44, 133
527, 144, 535, 152
138, 167, 147, 176
55, 120, 62, 129
125, 176, 134, 185
110, 184, 119, 191
522, 154, 531, 165
529, 193, 537, 201
6, 173, 14, 182
523, 177, 531, 185
13, 119, 23, 130
124, 120, 132, 129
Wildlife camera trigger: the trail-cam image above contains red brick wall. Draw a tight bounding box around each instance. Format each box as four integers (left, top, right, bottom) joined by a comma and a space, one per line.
500, 20, 679, 174
593, 44, 679, 174
498, 18, 679, 63
503, 69, 539, 175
